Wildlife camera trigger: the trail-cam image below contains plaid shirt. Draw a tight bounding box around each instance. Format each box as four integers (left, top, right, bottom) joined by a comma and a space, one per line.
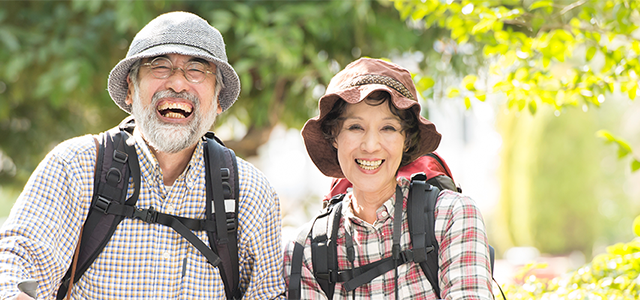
0, 130, 285, 299
284, 178, 493, 299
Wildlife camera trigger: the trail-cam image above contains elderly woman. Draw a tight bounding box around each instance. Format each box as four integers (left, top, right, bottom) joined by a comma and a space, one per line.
284, 58, 493, 299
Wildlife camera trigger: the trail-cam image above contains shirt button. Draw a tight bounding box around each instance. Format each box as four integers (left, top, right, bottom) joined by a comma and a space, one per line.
162, 251, 171, 259
166, 204, 175, 214
381, 211, 389, 218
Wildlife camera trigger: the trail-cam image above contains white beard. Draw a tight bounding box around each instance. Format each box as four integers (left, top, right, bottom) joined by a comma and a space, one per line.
131, 89, 218, 154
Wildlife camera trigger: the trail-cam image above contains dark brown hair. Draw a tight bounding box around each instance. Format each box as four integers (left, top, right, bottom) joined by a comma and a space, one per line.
320, 91, 421, 167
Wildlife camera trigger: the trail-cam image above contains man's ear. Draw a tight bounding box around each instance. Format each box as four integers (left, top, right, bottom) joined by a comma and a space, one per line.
125, 75, 134, 105
217, 102, 223, 114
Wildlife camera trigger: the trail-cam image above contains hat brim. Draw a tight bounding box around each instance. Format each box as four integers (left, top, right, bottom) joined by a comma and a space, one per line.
107, 44, 241, 114
302, 84, 441, 178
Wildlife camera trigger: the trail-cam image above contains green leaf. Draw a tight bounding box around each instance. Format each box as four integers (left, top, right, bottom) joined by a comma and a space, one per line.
447, 87, 460, 98
528, 99, 538, 114
528, 0, 554, 11
462, 74, 478, 91
514, 68, 528, 81
632, 159, 640, 172
628, 85, 638, 100
472, 18, 496, 34
597, 130, 633, 158
0, 28, 20, 52
416, 76, 435, 91
586, 46, 597, 61
594, 127, 614, 143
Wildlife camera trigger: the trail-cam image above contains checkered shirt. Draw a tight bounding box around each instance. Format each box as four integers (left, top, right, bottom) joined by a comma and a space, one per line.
0, 131, 285, 299
284, 178, 493, 299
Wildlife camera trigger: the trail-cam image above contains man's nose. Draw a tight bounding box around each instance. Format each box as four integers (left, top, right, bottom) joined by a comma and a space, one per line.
164, 68, 190, 93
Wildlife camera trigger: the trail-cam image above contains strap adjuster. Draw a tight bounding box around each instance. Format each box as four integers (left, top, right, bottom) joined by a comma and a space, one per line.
113, 149, 128, 164
95, 196, 112, 214
133, 206, 158, 224
226, 218, 236, 231
316, 270, 338, 283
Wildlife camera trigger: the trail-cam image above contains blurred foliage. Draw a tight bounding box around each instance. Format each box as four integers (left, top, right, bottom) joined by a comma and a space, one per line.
494, 104, 635, 257
394, 0, 640, 171
498, 236, 640, 299
393, 0, 640, 258
0, 0, 461, 194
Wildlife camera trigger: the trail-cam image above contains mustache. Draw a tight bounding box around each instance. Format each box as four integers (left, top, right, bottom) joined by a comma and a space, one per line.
152, 90, 200, 106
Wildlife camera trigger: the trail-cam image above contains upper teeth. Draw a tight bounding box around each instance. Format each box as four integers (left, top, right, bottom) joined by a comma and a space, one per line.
356, 159, 383, 170
158, 102, 192, 113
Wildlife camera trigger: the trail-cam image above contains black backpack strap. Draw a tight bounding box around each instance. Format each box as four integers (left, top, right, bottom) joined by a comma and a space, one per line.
288, 194, 344, 300
204, 133, 241, 300
288, 220, 316, 299
408, 180, 441, 299
57, 119, 140, 299
310, 201, 343, 299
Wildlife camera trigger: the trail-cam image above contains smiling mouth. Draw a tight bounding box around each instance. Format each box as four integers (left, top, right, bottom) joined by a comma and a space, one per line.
157, 102, 193, 119
356, 159, 384, 171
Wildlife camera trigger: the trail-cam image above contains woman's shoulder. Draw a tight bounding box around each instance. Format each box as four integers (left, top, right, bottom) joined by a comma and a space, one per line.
435, 189, 482, 216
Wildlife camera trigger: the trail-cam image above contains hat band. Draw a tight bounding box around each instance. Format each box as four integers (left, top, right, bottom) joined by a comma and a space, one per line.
134, 41, 217, 60
340, 74, 415, 101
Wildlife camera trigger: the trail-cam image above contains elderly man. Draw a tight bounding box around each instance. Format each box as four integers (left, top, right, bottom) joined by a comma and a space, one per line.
0, 11, 285, 299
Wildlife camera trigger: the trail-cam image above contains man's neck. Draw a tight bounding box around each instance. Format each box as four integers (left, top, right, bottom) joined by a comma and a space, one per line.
151, 144, 197, 186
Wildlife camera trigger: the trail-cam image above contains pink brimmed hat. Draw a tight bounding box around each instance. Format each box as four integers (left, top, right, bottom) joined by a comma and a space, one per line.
301, 58, 441, 178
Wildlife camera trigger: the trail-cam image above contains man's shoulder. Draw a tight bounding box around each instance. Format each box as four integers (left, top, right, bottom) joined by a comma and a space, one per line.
50, 134, 98, 163
234, 156, 268, 182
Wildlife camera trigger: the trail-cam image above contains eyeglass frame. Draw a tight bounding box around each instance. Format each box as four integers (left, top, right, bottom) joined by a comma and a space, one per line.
141, 56, 215, 84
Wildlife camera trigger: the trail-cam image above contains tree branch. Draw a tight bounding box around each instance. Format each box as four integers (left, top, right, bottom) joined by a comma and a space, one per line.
559, 0, 588, 15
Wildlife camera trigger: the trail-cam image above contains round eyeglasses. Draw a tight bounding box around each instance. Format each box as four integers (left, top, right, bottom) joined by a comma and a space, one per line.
142, 57, 214, 84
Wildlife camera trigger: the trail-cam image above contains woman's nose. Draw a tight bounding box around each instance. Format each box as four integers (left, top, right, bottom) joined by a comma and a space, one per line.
360, 131, 382, 153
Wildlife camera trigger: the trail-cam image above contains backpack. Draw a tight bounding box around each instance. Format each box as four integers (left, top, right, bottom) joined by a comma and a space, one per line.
288, 153, 498, 299
56, 117, 242, 300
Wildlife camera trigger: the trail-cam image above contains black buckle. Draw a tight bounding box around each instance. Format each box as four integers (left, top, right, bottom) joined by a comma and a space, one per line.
95, 196, 112, 214
133, 206, 158, 224
113, 150, 128, 164
316, 270, 338, 283
400, 250, 413, 263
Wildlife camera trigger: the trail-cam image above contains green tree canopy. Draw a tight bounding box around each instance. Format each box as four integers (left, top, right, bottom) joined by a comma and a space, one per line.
394, 0, 640, 168
391, 0, 640, 256
0, 0, 457, 192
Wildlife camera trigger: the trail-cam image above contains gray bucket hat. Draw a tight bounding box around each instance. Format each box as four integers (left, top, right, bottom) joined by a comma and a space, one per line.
107, 11, 241, 113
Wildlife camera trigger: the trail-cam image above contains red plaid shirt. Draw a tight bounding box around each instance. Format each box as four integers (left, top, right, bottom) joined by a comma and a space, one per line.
284, 177, 493, 299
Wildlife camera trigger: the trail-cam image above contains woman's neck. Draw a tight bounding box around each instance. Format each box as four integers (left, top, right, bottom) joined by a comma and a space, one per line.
351, 181, 397, 224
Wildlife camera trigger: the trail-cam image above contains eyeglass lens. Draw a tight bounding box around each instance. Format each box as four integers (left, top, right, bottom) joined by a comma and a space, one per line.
148, 57, 208, 83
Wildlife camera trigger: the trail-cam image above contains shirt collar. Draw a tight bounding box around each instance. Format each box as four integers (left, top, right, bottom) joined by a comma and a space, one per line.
133, 129, 204, 187
343, 177, 411, 224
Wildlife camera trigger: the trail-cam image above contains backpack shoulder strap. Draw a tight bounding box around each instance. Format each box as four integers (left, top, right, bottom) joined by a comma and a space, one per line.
312, 199, 343, 299
408, 180, 441, 299
57, 119, 140, 299
288, 194, 344, 300
204, 132, 241, 300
